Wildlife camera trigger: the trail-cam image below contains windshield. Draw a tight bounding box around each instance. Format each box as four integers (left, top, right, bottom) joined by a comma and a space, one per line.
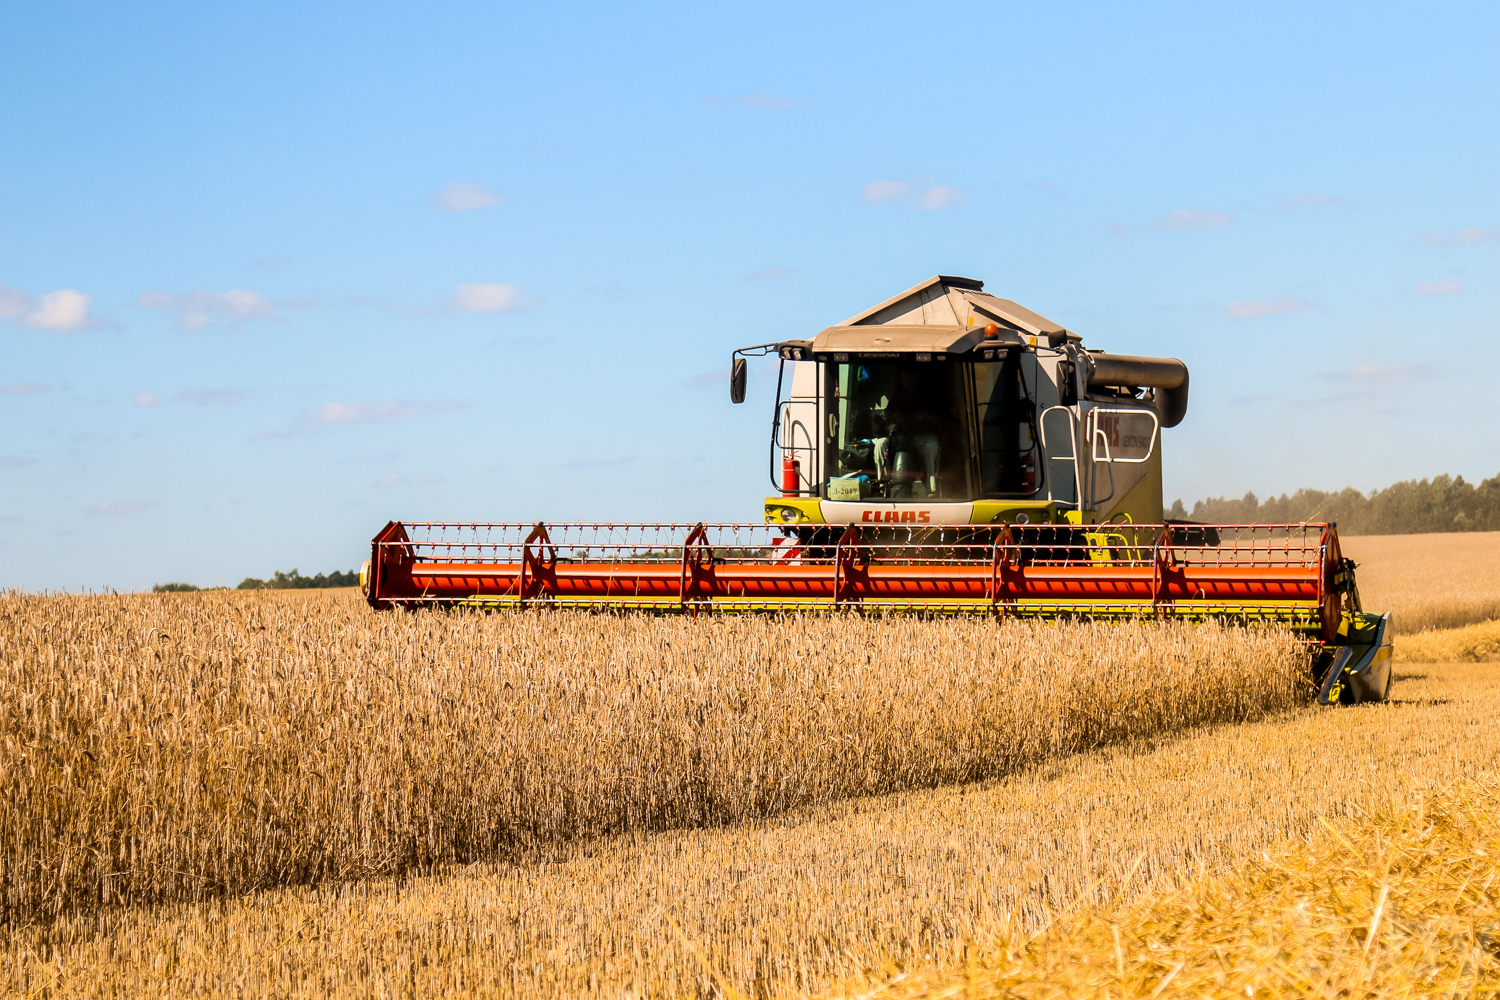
824, 358, 1037, 502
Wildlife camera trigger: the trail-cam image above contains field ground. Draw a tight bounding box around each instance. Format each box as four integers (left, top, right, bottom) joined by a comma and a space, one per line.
848, 776, 1500, 998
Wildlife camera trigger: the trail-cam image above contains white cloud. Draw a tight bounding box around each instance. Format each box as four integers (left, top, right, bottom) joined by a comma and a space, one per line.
2, 382, 48, 395
1, 283, 95, 331
862, 180, 909, 204
453, 283, 524, 313
87, 499, 156, 516
374, 473, 408, 488
1153, 209, 1232, 230
1282, 193, 1347, 211
131, 391, 158, 407
1224, 296, 1314, 319
139, 289, 278, 330
747, 267, 792, 282
917, 185, 964, 211
434, 182, 504, 212
175, 388, 246, 405
1414, 280, 1462, 295
27, 289, 93, 330
1412, 227, 1498, 247
311, 400, 467, 425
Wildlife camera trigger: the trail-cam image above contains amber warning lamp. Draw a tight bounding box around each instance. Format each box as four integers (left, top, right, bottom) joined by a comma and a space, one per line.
983, 323, 1000, 339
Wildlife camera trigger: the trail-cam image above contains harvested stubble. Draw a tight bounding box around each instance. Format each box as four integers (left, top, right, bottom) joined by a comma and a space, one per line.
1342, 530, 1500, 633
6, 660, 1497, 998
841, 777, 1500, 999
0, 590, 1305, 922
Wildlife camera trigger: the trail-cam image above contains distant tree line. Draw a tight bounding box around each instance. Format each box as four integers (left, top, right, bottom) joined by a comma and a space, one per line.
237, 569, 360, 590
1168, 472, 1500, 535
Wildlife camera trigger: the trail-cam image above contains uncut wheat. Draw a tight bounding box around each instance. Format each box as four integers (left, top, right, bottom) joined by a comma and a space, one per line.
0, 590, 1306, 920
1342, 531, 1500, 632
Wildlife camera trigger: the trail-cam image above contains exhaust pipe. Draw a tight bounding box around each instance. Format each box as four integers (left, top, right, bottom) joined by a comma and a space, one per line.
1086, 353, 1190, 428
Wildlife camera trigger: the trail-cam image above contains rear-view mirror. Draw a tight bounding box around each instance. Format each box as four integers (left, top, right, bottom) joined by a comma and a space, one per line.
730, 357, 747, 404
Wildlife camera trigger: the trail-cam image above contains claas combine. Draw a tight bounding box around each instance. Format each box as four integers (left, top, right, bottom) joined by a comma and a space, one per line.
363, 275, 1393, 705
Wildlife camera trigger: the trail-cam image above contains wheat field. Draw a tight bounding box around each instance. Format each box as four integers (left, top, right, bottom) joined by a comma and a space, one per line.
1342, 530, 1500, 632
0, 590, 1303, 922
2, 548, 1496, 998
4, 621, 1495, 996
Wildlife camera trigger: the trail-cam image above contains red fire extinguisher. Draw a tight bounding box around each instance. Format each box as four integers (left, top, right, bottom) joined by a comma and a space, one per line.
781, 456, 801, 496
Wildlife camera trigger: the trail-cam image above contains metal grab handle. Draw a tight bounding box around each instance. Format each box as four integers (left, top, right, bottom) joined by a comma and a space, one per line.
1091, 425, 1116, 505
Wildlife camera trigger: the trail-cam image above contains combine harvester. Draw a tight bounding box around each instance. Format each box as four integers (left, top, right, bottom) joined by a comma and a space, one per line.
364, 276, 1392, 705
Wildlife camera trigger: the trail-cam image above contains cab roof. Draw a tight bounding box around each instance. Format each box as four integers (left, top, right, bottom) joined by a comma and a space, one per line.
802, 275, 1074, 356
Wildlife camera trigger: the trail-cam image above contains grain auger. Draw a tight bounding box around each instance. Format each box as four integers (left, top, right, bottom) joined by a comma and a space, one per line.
365, 275, 1392, 705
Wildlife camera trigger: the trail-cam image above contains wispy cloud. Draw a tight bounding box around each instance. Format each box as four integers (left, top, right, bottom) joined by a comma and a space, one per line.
739, 93, 812, 109
1411, 227, 1498, 247
0, 284, 28, 319
747, 267, 792, 282
434, 182, 504, 212
1282, 193, 1347, 211
1152, 209, 1232, 231
0, 283, 96, 331
1224, 296, 1315, 319
862, 180, 909, 204
174, 388, 246, 406
452, 283, 525, 313
0, 455, 35, 468
702, 94, 814, 110
917, 185, 964, 211
862, 181, 964, 209
373, 471, 448, 488
691, 366, 730, 387
131, 391, 158, 406
564, 455, 636, 469
87, 499, 156, 516
311, 400, 467, 425
1324, 363, 1434, 385
1414, 280, 1462, 295
138, 289, 279, 330
1, 382, 48, 395
250, 399, 468, 441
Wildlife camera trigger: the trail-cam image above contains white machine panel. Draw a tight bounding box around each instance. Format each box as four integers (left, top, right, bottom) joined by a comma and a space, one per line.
820, 501, 976, 525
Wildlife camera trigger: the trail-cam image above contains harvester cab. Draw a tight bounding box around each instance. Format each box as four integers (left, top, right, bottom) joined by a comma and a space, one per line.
732, 275, 1187, 531
364, 275, 1393, 706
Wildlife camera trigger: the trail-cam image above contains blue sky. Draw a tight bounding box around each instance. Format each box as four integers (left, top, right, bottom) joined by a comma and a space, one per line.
2, 1, 1496, 590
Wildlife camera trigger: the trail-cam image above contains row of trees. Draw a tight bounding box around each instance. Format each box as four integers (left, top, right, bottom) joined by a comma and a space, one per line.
236, 569, 360, 590
152, 569, 360, 593
1168, 472, 1500, 535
